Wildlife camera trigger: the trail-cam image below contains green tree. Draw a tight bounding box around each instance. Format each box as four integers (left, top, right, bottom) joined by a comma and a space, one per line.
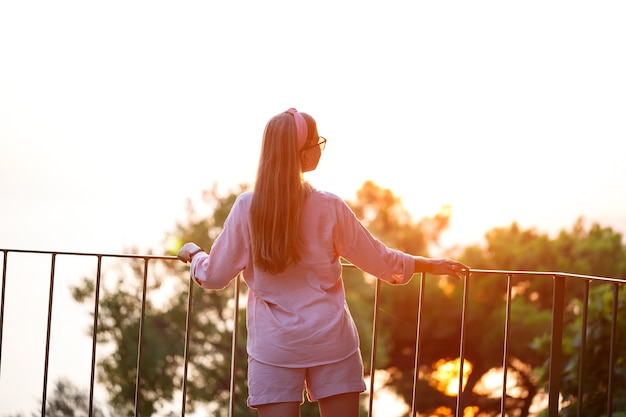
344, 181, 468, 413
457, 219, 626, 416
72, 184, 251, 416
350, 193, 626, 417
526, 221, 626, 417
70, 179, 625, 417
555, 283, 626, 417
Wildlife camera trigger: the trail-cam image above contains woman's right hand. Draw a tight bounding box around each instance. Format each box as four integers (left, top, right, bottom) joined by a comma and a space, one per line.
427, 258, 470, 279
414, 256, 470, 279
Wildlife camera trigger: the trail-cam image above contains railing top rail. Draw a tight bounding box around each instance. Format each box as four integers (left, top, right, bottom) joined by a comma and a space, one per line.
469, 268, 625, 284
2, 248, 624, 284
0, 248, 176, 261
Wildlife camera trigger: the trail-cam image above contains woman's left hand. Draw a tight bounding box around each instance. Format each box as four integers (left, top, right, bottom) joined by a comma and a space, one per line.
177, 242, 202, 263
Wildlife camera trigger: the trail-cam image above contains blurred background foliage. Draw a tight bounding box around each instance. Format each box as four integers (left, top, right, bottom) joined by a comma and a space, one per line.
57, 181, 626, 417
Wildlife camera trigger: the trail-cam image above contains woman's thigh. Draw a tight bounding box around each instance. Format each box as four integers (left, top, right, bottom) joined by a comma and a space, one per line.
318, 392, 360, 417
257, 401, 301, 417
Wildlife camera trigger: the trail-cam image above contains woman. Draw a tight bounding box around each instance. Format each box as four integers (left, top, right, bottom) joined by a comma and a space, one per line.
178, 108, 469, 417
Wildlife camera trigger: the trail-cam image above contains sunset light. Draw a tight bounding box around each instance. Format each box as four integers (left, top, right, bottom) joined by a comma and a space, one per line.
430, 358, 473, 397
430, 405, 479, 417
1, 1, 625, 416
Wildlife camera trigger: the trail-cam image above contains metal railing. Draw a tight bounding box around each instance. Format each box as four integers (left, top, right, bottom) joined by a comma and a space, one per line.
0, 248, 624, 417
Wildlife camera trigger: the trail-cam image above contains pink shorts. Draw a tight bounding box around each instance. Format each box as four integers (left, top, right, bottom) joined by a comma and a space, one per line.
247, 350, 367, 408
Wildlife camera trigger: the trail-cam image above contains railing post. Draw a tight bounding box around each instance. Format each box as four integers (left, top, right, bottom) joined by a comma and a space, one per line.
606, 283, 619, 417
576, 280, 590, 417
134, 258, 150, 417
548, 275, 565, 417
455, 273, 470, 417
0, 250, 7, 377
41, 253, 57, 417
181, 273, 194, 416
367, 278, 382, 417
88, 255, 103, 417
410, 273, 426, 416
501, 274, 513, 415
229, 274, 242, 417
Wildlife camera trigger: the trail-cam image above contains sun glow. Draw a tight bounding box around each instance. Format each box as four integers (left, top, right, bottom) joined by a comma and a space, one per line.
429, 405, 479, 417
364, 370, 410, 417
430, 358, 473, 396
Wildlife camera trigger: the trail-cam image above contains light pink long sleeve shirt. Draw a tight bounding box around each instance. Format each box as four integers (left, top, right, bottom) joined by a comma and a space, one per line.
190, 189, 415, 367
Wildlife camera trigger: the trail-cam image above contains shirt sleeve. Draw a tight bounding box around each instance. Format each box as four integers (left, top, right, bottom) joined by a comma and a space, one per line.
332, 198, 414, 285
190, 194, 250, 290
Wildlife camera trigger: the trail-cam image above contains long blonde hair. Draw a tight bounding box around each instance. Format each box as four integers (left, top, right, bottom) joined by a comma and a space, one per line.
250, 110, 317, 273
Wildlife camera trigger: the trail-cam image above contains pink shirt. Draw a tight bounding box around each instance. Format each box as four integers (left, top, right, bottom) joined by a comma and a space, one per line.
190, 189, 415, 367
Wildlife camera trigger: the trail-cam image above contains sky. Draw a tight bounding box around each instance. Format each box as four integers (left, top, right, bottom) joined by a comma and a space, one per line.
1, 1, 625, 415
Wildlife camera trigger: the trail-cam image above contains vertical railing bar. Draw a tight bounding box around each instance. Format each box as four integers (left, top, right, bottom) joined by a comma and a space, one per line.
0, 250, 8, 376
606, 283, 619, 417
228, 274, 242, 417
134, 257, 150, 417
181, 273, 194, 416
410, 273, 426, 416
367, 279, 382, 417
548, 275, 565, 417
455, 273, 470, 417
88, 255, 103, 417
41, 253, 57, 417
500, 274, 513, 415
576, 280, 590, 417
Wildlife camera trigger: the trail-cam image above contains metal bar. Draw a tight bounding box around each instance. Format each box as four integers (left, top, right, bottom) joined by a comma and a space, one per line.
467, 268, 623, 284
0, 248, 176, 261
367, 279, 382, 417
606, 283, 619, 417
0, 250, 7, 376
41, 253, 57, 417
500, 274, 513, 415
134, 258, 150, 417
181, 273, 194, 416
455, 273, 470, 417
576, 280, 590, 417
411, 273, 426, 416
229, 274, 242, 417
88, 256, 103, 417
0, 249, 623, 282
547, 276, 565, 417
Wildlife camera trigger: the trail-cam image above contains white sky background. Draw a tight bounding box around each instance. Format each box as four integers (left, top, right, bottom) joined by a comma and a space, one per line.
1, 1, 625, 415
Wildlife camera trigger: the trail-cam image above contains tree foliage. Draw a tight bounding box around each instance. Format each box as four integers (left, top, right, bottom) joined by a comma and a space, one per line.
345, 184, 626, 417
456, 219, 626, 416
72, 184, 251, 416
69, 181, 626, 417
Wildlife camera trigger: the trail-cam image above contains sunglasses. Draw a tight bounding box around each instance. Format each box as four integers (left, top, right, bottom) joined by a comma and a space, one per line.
301, 136, 326, 152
